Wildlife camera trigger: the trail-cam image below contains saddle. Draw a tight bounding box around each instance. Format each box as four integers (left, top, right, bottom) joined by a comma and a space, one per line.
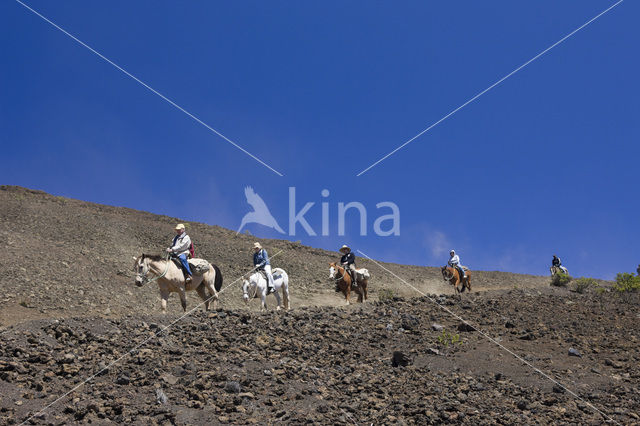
257, 269, 268, 281
170, 257, 210, 275
456, 265, 468, 278
347, 267, 369, 287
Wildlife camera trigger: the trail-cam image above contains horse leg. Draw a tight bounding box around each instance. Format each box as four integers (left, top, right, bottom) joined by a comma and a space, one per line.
160, 289, 169, 314
362, 281, 368, 302
282, 282, 291, 311
261, 289, 268, 311
273, 287, 282, 311
345, 283, 351, 305
196, 285, 209, 311
178, 286, 187, 312
203, 279, 219, 310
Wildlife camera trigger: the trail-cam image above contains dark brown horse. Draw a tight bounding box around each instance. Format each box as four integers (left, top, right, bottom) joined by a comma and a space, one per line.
441, 266, 471, 294
329, 262, 368, 305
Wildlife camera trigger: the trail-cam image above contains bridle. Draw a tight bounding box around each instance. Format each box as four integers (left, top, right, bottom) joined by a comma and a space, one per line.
442, 267, 454, 284
330, 265, 347, 283
242, 273, 261, 300
136, 255, 170, 285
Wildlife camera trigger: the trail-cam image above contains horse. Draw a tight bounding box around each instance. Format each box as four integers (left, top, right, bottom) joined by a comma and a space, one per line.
242, 268, 290, 311
329, 262, 369, 305
133, 254, 222, 313
550, 265, 569, 276
441, 266, 471, 294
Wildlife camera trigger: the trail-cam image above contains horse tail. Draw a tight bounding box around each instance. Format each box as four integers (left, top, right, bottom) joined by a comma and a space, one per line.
212, 264, 223, 292
281, 271, 290, 310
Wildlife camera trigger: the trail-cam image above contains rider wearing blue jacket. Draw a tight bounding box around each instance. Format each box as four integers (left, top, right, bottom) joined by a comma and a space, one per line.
253, 242, 275, 294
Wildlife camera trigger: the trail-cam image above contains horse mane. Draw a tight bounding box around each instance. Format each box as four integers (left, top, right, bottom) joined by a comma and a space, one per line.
143, 254, 165, 262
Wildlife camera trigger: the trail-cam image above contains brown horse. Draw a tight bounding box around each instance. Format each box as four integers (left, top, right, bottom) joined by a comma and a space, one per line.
329, 262, 368, 305
441, 266, 471, 294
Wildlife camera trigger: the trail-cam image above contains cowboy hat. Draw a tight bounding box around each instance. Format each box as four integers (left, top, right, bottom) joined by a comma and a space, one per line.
339, 245, 351, 253
253, 242, 262, 249
175, 223, 185, 231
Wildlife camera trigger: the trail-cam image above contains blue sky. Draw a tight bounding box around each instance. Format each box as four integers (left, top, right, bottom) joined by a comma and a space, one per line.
1, 1, 637, 279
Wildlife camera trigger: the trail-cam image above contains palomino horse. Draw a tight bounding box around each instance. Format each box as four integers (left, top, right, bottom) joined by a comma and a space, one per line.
329, 262, 369, 305
242, 268, 290, 311
441, 266, 471, 294
133, 254, 222, 313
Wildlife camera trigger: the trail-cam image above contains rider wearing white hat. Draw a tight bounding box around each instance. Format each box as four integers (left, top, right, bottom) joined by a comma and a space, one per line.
166, 223, 192, 285
253, 242, 275, 294
339, 245, 358, 286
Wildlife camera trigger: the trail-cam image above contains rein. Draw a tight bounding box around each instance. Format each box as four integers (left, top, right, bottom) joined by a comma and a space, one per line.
243, 274, 260, 299
442, 267, 455, 283
140, 255, 171, 285
331, 265, 348, 283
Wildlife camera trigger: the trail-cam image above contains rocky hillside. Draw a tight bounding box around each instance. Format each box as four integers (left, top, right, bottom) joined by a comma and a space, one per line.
1, 289, 638, 424
0, 185, 549, 325
0, 185, 637, 425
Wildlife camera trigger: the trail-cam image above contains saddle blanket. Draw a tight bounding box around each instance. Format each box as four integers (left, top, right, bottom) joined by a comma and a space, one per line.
355, 268, 370, 280
188, 259, 210, 274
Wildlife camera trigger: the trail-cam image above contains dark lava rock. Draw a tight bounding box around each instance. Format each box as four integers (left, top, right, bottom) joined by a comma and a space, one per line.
553, 384, 566, 394
392, 351, 412, 367
225, 381, 241, 394
401, 314, 420, 331
115, 375, 130, 385
457, 323, 475, 332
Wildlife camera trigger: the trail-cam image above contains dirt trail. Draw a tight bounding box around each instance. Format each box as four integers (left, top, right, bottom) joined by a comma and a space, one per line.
0, 185, 551, 326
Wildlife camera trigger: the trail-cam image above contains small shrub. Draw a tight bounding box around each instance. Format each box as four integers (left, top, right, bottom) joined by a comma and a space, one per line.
378, 288, 394, 302
613, 273, 640, 293
550, 272, 572, 287
437, 329, 462, 347
572, 277, 597, 294
595, 286, 607, 295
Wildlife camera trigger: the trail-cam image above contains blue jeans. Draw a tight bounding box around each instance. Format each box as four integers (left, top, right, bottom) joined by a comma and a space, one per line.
178, 254, 192, 276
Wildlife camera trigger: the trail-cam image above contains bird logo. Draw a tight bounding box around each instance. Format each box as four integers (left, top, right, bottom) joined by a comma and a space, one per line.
237, 186, 285, 234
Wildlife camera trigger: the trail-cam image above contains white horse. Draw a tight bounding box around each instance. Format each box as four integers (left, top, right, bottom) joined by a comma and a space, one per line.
242, 268, 290, 311
133, 254, 222, 313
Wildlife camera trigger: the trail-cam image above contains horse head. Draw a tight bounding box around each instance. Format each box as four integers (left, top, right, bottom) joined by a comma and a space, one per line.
328, 262, 337, 279
133, 254, 148, 287
242, 279, 251, 303
441, 266, 453, 282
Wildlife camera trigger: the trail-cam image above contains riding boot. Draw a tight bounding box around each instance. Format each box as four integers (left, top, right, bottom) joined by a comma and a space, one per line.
185, 275, 192, 286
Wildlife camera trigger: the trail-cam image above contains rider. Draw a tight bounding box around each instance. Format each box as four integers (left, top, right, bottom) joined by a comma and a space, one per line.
166, 224, 192, 285
448, 249, 466, 279
339, 245, 358, 286
253, 242, 275, 294
552, 255, 568, 274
